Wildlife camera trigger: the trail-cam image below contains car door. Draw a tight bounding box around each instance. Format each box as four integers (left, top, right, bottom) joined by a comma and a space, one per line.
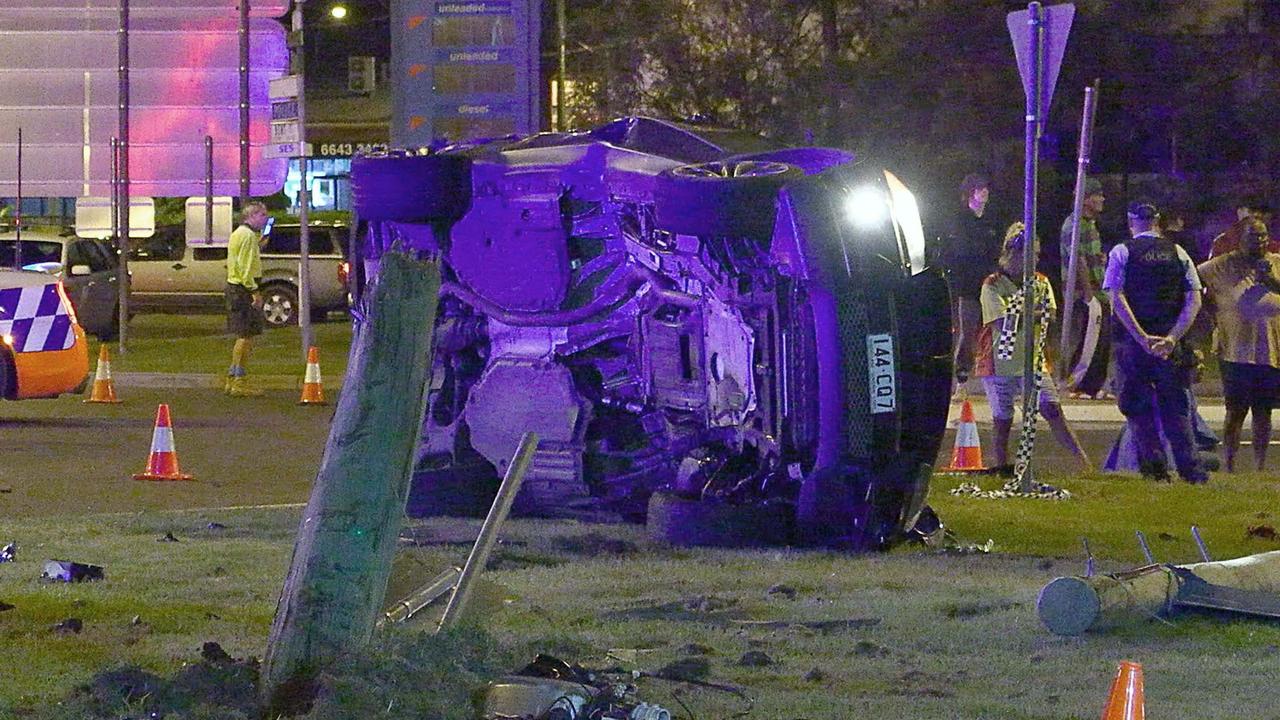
62, 239, 119, 336
128, 229, 188, 312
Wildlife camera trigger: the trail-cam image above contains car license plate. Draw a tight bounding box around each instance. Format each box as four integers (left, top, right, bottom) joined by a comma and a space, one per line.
867, 333, 895, 414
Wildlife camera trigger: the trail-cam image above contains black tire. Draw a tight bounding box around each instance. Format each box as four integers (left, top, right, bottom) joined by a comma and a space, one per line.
654, 160, 804, 238
261, 283, 299, 328
646, 490, 793, 548
351, 153, 473, 223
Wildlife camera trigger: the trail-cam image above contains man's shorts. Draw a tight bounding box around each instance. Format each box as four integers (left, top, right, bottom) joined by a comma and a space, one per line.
981, 374, 1061, 421
1220, 360, 1280, 414
225, 283, 264, 338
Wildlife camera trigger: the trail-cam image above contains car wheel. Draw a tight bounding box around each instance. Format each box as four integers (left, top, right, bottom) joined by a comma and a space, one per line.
261, 283, 299, 327
646, 490, 793, 547
654, 159, 804, 238
351, 153, 473, 223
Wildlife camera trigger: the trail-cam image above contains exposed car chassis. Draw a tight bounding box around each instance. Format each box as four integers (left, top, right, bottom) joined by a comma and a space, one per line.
351, 117, 952, 550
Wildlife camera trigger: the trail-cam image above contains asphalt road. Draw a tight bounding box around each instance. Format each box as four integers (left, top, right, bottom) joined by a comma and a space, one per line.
5, 381, 1246, 518
0, 388, 334, 517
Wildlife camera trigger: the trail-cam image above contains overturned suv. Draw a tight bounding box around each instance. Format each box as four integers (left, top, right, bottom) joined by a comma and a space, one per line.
352, 117, 951, 550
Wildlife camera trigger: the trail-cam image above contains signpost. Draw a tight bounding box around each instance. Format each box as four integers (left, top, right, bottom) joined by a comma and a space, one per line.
0, 15, 289, 197
1006, 2, 1074, 492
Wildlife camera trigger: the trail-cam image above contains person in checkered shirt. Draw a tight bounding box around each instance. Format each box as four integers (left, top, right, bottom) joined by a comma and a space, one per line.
972, 223, 1091, 472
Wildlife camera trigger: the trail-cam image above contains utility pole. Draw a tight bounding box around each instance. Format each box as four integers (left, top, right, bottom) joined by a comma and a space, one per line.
240, 0, 251, 206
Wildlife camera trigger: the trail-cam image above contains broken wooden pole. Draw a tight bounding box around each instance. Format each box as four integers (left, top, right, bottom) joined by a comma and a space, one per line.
1038, 550, 1280, 635
261, 251, 441, 715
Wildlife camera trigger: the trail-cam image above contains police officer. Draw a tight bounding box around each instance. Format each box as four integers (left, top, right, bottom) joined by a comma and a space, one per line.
1102, 202, 1208, 484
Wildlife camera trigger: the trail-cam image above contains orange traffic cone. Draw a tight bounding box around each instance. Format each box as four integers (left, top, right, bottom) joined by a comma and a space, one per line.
298, 346, 326, 405
1100, 661, 1145, 720
133, 404, 195, 482
944, 399, 986, 471
84, 344, 123, 403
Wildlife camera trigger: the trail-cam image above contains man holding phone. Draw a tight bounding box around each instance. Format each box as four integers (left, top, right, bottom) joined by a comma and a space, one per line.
224, 201, 270, 397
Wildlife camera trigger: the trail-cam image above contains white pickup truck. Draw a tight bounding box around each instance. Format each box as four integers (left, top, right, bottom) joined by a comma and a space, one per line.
127, 221, 350, 327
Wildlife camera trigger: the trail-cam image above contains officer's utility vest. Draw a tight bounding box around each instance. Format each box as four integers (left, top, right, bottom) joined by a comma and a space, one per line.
1119, 234, 1188, 338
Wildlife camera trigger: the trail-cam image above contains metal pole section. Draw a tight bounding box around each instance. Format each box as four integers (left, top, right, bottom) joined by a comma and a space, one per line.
205, 136, 214, 245
110, 137, 119, 264
13, 129, 21, 269
117, 0, 131, 353
555, 0, 567, 131
1017, 1, 1044, 492
239, 0, 251, 206
294, 0, 312, 356
378, 566, 462, 628
1058, 82, 1099, 380
438, 432, 540, 631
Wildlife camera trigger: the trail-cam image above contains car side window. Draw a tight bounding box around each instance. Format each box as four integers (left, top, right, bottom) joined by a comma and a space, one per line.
264, 227, 300, 254
193, 247, 228, 261
131, 231, 185, 261
68, 240, 113, 272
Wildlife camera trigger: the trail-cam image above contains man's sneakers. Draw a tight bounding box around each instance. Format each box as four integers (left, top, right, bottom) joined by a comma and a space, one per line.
226, 376, 264, 397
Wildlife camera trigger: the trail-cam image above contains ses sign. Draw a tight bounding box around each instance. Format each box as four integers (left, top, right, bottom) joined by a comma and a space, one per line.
0, 12, 288, 197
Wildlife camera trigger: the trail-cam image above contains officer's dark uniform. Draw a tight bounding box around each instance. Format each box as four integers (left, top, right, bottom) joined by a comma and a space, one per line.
1105, 227, 1207, 483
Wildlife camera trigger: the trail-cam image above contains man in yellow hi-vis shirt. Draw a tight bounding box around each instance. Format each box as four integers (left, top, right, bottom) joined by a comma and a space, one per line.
225, 201, 270, 397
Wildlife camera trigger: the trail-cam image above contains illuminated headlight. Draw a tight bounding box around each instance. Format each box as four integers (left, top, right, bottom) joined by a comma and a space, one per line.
845, 187, 889, 228
884, 171, 927, 274
2, 334, 12, 346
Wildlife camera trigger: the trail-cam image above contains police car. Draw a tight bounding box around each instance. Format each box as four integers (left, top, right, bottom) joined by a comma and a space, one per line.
0, 269, 90, 399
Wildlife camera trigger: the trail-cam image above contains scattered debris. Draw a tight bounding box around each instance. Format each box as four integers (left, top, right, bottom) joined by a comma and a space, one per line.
851, 640, 892, 657
766, 583, 797, 600
158, 532, 180, 543
684, 594, 738, 613
942, 600, 1020, 619
732, 617, 882, 633
657, 657, 710, 681
0, 542, 15, 562
676, 643, 715, 656
950, 480, 1072, 500
130, 615, 143, 626
737, 651, 774, 667
1247, 525, 1278, 541
0, 601, 15, 612
0, 485, 12, 494
41, 560, 104, 583
481, 655, 672, 720
205, 522, 227, 531
1158, 532, 1177, 541
52, 618, 83, 634
803, 667, 828, 682
201, 641, 233, 664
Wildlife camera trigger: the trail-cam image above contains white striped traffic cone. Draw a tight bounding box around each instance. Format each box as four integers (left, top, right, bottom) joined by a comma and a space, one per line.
944, 399, 986, 471
298, 346, 326, 405
84, 344, 123, 403
133, 404, 194, 481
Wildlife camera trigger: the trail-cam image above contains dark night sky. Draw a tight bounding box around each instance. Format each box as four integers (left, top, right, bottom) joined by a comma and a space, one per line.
302, 0, 390, 83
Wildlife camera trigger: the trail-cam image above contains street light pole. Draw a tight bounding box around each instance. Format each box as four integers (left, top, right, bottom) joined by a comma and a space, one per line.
556, 0, 567, 131
294, 0, 313, 357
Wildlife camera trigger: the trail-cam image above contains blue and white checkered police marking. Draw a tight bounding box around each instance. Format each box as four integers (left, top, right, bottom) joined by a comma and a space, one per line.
0, 284, 75, 353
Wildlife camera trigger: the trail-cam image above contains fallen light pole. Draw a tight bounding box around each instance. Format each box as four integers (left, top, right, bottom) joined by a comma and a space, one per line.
261, 251, 441, 715
438, 431, 539, 631
1038, 550, 1280, 635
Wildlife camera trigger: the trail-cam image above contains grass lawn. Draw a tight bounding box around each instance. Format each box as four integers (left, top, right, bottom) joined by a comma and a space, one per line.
2, 469, 1279, 718
104, 314, 354, 379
